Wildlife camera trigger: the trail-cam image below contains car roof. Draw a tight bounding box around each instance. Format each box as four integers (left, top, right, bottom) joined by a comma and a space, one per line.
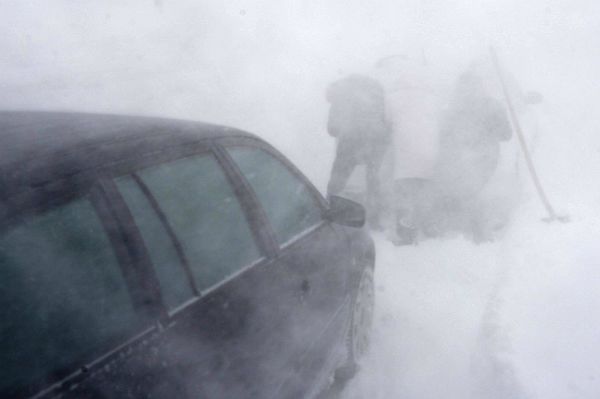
0, 111, 253, 167
0, 111, 256, 220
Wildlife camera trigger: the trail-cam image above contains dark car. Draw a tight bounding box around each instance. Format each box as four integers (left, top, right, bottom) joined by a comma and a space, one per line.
0, 111, 375, 399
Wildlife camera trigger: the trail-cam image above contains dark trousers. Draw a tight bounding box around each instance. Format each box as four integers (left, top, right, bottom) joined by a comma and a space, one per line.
327, 138, 387, 225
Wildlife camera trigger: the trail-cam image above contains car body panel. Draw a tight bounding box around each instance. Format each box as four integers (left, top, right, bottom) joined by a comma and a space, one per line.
0, 111, 373, 399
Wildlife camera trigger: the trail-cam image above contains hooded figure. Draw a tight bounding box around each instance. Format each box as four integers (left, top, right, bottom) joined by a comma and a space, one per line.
326, 74, 390, 228
431, 69, 512, 239
434, 70, 512, 198
373, 55, 443, 243
374, 55, 441, 180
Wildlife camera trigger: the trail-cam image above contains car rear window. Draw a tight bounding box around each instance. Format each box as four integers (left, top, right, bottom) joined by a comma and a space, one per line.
115, 175, 195, 309
135, 154, 262, 294
0, 198, 143, 396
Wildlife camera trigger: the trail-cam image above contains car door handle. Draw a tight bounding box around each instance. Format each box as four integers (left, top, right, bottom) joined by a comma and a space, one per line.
301, 279, 310, 294
297, 279, 310, 304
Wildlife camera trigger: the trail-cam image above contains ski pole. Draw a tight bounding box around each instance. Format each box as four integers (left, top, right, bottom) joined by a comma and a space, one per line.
489, 46, 567, 223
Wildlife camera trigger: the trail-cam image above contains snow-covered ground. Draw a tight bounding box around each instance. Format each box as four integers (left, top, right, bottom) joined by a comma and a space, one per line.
342, 235, 510, 399
340, 151, 600, 399
339, 202, 599, 399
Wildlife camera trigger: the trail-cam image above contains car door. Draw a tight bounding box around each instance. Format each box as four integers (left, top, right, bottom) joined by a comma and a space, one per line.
108, 147, 299, 398
220, 139, 354, 395
0, 183, 167, 399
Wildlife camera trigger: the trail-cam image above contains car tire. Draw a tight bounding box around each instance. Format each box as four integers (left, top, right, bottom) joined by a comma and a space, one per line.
349, 266, 374, 360
334, 266, 375, 382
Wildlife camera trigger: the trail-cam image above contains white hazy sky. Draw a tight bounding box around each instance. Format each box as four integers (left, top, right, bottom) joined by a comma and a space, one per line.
1, 0, 598, 186
2, 1, 598, 112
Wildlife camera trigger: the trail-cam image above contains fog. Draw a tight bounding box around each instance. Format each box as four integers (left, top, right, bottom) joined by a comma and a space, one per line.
2, 0, 600, 398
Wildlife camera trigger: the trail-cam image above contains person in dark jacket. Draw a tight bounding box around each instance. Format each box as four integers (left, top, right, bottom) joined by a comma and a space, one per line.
326, 74, 391, 229
431, 70, 512, 241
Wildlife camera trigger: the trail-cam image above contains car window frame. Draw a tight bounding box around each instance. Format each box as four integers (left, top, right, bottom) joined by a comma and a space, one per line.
29, 137, 276, 398
100, 138, 276, 318
2, 132, 292, 398
99, 140, 217, 312
115, 173, 200, 307
215, 136, 329, 251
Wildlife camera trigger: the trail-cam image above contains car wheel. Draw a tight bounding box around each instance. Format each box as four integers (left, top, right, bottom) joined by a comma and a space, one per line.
334, 266, 375, 383
349, 267, 374, 360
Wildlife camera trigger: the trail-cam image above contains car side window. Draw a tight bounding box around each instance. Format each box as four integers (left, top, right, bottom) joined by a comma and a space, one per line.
115, 175, 195, 309
136, 154, 261, 293
227, 147, 323, 245
0, 198, 144, 396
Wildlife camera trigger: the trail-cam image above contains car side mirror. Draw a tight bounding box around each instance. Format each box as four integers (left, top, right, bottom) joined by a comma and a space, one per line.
323, 195, 366, 228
